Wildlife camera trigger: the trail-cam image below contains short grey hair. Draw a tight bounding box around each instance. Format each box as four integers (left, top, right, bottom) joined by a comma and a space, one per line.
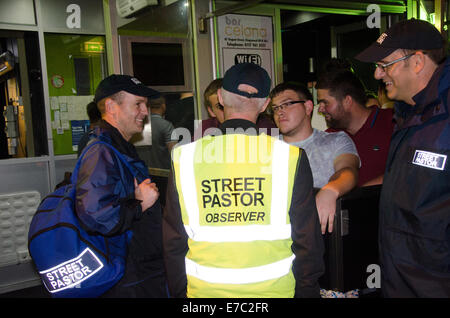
220, 88, 267, 113
97, 91, 125, 115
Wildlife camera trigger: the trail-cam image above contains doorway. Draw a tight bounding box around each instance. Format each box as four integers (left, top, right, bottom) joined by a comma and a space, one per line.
279, 10, 403, 129
0, 30, 47, 159
281, 12, 382, 93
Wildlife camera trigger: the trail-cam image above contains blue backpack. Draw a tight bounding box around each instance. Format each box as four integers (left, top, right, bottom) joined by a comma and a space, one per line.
28, 140, 144, 298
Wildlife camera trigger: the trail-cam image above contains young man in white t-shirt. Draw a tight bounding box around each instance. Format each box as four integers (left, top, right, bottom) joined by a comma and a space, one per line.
270, 82, 360, 234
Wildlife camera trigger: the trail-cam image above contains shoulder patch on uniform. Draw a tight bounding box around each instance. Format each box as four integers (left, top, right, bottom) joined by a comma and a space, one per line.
412, 150, 447, 170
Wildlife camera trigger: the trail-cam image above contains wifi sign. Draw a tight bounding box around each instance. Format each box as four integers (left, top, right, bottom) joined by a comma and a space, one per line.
234, 54, 262, 65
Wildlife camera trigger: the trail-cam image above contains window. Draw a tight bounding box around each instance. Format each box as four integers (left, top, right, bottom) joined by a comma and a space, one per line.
44, 33, 106, 155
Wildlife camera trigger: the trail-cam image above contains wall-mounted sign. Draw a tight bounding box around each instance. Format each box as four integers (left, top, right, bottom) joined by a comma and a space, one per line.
82, 42, 105, 53
217, 14, 274, 84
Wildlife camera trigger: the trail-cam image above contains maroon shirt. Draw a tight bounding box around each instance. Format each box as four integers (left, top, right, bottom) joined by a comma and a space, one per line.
327, 107, 394, 186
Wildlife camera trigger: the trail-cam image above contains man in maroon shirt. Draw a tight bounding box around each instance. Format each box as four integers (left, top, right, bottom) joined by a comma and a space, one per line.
316, 69, 394, 186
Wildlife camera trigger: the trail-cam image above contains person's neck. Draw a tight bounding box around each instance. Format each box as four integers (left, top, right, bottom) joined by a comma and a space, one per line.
282, 124, 313, 144
346, 106, 372, 135
104, 118, 131, 141
406, 63, 439, 106
225, 112, 258, 124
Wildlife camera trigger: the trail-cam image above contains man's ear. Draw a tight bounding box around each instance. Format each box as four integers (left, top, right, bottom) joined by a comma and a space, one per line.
259, 97, 271, 114
343, 95, 353, 110
104, 98, 117, 115
304, 100, 314, 117
207, 106, 216, 118
217, 88, 224, 106
412, 51, 426, 74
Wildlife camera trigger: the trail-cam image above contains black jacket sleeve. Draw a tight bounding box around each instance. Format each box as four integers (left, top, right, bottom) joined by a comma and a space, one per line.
162, 169, 189, 297
289, 150, 325, 298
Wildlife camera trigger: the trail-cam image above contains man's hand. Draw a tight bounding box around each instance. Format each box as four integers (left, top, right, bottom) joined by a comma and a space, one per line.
315, 153, 359, 234
134, 178, 159, 211
315, 187, 339, 234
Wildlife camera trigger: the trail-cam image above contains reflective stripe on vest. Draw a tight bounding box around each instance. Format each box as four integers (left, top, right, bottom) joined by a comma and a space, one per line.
185, 254, 295, 285
178, 138, 291, 242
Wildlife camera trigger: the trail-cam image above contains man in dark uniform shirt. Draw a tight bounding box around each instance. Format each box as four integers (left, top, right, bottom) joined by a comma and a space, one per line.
356, 18, 450, 297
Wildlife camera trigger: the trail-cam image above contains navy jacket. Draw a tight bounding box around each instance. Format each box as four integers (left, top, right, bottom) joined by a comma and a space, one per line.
379, 57, 450, 297
76, 121, 168, 297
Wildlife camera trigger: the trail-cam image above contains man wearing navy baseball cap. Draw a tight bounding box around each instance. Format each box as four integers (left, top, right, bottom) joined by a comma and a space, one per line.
75, 74, 169, 297
356, 19, 450, 297
216, 62, 272, 128
163, 63, 324, 298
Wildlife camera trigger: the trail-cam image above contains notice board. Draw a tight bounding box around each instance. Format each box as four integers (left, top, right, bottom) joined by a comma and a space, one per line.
217, 14, 274, 82
50, 95, 93, 155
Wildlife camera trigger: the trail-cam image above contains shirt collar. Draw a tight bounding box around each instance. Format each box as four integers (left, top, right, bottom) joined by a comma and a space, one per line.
394, 62, 446, 129
219, 119, 259, 135
95, 120, 140, 159
412, 62, 443, 111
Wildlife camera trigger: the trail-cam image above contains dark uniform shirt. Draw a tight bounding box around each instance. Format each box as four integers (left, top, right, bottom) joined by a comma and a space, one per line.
379, 57, 450, 297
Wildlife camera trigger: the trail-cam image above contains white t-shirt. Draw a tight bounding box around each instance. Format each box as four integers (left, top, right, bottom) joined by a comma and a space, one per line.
285, 129, 359, 188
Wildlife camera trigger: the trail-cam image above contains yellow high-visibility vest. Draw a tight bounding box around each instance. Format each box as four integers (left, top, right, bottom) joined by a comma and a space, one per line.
172, 133, 302, 298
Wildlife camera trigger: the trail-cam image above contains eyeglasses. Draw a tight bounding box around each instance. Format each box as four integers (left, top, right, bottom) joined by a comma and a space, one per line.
272, 100, 305, 113
374, 53, 415, 72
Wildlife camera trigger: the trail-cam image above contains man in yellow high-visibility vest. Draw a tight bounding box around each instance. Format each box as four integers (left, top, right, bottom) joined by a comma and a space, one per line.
162, 63, 324, 298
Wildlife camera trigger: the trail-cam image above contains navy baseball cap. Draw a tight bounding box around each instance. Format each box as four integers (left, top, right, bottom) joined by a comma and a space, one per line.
94, 74, 160, 103
355, 18, 444, 62
222, 63, 271, 98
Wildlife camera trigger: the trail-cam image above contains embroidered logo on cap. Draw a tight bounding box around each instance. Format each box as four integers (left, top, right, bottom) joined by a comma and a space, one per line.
376, 33, 388, 44
130, 77, 142, 85
412, 150, 447, 170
